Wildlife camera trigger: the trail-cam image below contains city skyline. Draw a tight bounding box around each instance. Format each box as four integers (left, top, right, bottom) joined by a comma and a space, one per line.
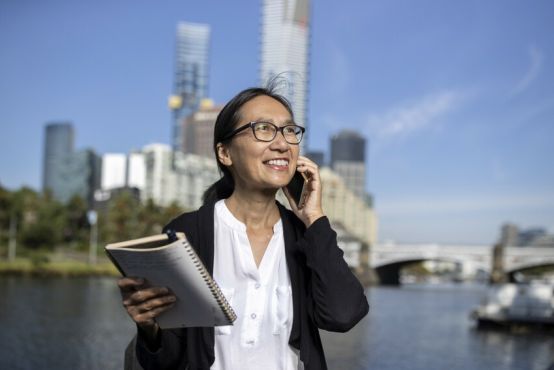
1, 0, 553, 244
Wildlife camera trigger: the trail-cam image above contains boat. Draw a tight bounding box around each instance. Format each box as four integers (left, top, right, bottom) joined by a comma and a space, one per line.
471, 282, 554, 328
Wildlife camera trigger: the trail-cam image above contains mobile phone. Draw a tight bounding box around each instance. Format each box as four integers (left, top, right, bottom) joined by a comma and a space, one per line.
285, 171, 308, 209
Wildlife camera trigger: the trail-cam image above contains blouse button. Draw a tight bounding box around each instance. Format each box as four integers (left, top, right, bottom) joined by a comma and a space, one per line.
251, 313, 257, 319
254, 283, 261, 289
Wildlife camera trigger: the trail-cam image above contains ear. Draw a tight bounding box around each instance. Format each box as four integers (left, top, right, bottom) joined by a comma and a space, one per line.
216, 142, 232, 166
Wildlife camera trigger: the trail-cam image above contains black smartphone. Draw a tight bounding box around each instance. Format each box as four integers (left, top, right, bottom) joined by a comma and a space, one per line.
285, 171, 308, 209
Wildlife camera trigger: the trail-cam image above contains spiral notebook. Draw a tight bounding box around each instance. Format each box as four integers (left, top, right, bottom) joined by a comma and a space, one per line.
105, 232, 237, 329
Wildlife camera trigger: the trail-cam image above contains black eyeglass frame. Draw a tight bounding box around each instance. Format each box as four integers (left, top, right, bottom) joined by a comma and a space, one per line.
221, 121, 305, 144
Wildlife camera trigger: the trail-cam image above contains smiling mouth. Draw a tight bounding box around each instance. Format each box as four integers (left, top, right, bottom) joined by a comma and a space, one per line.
264, 159, 289, 169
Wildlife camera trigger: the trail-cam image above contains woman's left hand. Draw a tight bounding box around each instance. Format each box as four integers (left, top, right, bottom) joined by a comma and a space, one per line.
283, 156, 325, 227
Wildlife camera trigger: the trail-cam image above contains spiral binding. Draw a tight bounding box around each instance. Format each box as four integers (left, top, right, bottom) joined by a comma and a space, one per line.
181, 239, 237, 324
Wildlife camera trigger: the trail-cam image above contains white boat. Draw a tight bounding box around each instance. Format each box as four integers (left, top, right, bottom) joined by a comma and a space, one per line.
471, 283, 554, 327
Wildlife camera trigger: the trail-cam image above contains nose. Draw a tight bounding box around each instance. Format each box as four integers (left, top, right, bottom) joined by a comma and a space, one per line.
270, 130, 290, 151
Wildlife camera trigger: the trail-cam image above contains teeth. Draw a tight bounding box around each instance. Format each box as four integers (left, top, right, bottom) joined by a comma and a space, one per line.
267, 159, 289, 166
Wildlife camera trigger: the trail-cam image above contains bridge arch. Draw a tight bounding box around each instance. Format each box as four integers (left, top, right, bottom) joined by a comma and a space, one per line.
506, 262, 554, 283
374, 257, 465, 285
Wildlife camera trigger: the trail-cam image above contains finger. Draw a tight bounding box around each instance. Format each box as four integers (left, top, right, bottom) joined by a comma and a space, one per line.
134, 302, 176, 325
282, 187, 299, 212
118, 277, 145, 292
123, 287, 171, 306
138, 295, 177, 313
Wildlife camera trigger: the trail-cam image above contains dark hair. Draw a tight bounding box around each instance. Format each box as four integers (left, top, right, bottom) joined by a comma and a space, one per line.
202, 80, 294, 204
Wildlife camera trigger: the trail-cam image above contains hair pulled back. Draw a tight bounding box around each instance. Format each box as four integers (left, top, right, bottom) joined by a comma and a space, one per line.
202, 80, 294, 204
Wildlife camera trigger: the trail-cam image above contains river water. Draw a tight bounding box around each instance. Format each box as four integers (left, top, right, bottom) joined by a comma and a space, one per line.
1, 277, 552, 370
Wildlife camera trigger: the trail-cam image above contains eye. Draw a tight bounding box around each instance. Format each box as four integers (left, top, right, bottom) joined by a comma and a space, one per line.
283, 126, 296, 135
255, 122, 272, 132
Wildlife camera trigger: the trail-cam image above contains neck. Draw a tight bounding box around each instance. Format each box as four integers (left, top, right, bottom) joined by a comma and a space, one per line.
225, 187, 280, 230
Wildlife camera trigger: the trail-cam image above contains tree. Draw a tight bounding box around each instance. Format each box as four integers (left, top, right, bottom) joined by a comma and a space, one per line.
104, 190, 141, 243
64, 195, 89, 248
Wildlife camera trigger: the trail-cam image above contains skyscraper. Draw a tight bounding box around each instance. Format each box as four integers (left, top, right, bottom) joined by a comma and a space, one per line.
169, 22, 211, 154
43, 122, 100, 205
330, 130, 367, 199
182, 99, 222, 158
43, 122, 74, 197
260, 0, 311, 152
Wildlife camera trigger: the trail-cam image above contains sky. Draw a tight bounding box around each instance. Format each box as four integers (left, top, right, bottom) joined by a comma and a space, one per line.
1, 0, 553, 245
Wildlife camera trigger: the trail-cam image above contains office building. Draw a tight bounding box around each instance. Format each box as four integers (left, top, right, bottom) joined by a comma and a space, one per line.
169, 22, 211, 154
319, 167, 378, 247
101, 152, 146, 191
182, 99, 221, 158
43, 122, 74, 197
260, 0, 311, 152
330, 130, 367, 198
61, 149, 101, 206
142, 144, 220, 210
42, 123, 100, 205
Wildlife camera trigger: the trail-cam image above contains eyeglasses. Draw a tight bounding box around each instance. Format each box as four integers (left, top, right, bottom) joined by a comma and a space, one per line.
222, 121, 305, 144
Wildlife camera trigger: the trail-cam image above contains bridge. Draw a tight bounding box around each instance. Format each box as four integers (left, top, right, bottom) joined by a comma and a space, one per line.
369, 243, 554, 285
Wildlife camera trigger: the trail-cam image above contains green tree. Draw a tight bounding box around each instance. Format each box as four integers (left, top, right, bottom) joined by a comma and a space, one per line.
19, 189, 65, 250
105, 190, 141, 243
138, 198, 163, 235
64, 194, 89, 248
160, 201, 185, 231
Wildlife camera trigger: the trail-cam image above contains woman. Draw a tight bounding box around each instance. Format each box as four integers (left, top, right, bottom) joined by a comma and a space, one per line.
118, 84, 369, 370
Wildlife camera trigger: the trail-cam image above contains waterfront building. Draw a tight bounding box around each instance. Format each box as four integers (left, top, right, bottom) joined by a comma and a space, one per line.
182, 99, 221, 158
142, 144, 220, 210
169, 22, 211, 154
330, 130, 367, 199
319, 167, 377, 247
260, 0, 311, 153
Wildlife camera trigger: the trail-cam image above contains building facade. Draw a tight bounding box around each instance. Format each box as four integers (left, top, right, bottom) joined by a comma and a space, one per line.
182, 99, 221, 158
260, 0, 310, 153
319, 167, 377, 247
43, 123, 100, 205
43, 122, 74, 197
142, 144, 220, 210
170, 22, 211, 154
330, 130, 367, 199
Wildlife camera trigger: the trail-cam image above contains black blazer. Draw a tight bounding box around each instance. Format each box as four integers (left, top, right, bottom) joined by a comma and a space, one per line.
136, 201, 369, 370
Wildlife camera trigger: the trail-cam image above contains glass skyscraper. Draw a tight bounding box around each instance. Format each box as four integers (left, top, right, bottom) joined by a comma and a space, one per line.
170, 22, 211, 154
43, 122, 74, 197
260, 0, 311, 152
42, 122, 100, 205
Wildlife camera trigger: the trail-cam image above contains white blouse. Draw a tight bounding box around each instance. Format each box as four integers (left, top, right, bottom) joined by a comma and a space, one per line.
211, 200, 303, 370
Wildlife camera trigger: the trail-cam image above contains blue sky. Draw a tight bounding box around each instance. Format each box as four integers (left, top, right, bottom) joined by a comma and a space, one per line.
1, 0, 553, 244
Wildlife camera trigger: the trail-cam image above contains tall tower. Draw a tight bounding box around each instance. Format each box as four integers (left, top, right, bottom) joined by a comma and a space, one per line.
170, 22, 211, 154
43, 122, 74, 196
260, 0, 311, 152
330, 130, 367, 199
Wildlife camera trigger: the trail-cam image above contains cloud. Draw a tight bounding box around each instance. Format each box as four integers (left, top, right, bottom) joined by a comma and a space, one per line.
511, 45, 544, 96
367, 90, 462, 140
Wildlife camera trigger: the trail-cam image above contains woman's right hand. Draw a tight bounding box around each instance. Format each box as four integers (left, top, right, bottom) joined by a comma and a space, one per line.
117, 277, 177, 342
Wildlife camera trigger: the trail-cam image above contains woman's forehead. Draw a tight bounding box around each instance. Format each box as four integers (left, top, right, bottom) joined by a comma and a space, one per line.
239, 95, 292, 120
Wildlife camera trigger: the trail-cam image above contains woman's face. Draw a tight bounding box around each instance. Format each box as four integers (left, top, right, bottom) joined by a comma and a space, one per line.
221, 95, 300, 192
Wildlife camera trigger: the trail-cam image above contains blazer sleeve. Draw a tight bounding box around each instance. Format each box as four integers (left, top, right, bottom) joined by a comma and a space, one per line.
135, 328, 187, 370
297, 216, 369, 332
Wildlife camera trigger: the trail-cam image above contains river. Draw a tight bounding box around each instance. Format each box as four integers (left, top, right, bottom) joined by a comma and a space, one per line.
0, 277, 552, 370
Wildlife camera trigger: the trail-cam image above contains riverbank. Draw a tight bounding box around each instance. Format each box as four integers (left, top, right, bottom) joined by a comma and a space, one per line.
0, 258, 119, 277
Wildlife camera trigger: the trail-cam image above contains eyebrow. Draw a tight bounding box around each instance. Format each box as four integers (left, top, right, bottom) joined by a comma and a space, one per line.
254, 117, 295, 125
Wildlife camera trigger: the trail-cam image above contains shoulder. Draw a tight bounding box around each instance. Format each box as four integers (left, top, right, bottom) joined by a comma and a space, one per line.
162, 201, 217, 234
